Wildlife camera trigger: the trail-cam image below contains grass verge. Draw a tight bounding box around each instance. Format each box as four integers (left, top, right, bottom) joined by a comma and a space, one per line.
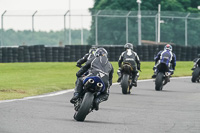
0, 61, 193, 100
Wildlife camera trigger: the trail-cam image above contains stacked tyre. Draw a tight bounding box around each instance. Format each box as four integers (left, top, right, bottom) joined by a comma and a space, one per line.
52, 47, 59, 62
45, 47, 53, 62
64, 46, 70, 62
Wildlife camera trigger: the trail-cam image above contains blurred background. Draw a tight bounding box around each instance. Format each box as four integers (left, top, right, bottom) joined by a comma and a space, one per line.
0, 0, 200, 62
0, 10, 200, 46
0, 0, 200, 46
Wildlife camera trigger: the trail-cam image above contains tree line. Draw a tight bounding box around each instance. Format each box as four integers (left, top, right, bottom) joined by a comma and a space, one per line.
87, 0, 200, 46
0, 29, 90, 46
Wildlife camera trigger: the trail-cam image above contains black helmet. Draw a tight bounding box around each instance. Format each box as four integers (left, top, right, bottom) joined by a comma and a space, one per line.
89, 46, 97, 55
95, 48, 108, 57
164, 44, 172, 51
124, 43, 133, 50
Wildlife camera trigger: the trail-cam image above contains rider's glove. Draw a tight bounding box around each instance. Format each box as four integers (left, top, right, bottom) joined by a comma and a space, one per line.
76, 72, 81, 78
76, 63, 81, 68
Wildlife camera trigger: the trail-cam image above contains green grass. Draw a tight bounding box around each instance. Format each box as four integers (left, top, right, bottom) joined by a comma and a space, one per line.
0, 61, 193, 100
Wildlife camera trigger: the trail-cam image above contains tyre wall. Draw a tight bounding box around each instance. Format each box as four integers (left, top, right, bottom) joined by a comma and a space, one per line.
0, 45, 198, 63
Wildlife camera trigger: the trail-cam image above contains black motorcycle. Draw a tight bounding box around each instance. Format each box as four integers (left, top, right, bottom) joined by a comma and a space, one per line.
155, 63, 171, 91
120, 62, 137, 94
191, 61, 200, 83
73, 76, 104, 121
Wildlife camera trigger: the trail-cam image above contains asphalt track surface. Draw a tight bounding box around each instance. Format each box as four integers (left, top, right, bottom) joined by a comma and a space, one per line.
0, 77, 200, 133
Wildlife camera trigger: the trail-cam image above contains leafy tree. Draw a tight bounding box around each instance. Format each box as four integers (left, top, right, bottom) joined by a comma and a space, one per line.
88, 0, 200, 46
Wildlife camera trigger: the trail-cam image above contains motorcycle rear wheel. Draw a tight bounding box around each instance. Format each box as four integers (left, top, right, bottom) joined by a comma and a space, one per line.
74, 92, 94, 121
121, 74, 130, 94
191, 68, 200, 83
155, 72, 164, 91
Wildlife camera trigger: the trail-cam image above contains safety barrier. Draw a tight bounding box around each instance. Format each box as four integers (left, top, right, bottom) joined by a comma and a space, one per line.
0, 45, 199, 63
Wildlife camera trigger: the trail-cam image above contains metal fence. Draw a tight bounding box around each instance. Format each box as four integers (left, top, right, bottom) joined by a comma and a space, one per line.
0, 10, 200, 46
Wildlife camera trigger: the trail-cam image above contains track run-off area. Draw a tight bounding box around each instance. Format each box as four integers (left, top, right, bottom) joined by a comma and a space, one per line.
0, 76, 199, 133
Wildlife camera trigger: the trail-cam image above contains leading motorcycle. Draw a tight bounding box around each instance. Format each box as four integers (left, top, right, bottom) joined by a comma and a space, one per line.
73, 76, 104, 121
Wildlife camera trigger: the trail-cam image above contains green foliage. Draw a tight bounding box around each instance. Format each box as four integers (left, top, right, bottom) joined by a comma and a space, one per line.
91, 0, 200, 13
0, 29, 90, 46
88, 0, 200, 45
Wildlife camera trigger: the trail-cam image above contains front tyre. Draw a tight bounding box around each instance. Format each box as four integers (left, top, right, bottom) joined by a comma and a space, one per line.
155, 72, 164, 91
121, 74, 130, 94
191, 68, 200, 83
74, 92, 94, 121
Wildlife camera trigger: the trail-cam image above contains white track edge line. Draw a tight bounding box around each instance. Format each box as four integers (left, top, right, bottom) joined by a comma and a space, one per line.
0, 76, 191, 103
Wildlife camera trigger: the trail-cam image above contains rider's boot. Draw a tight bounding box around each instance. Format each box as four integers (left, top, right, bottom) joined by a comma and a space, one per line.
70, 78, 83, 104
191, 66, 196, 70
166, 75, 170, 82
70, 92, 80, 104
93, 98, 100, 111
93, 93, 109, 111
152, 67, 157, 78
117, 69, 122, 83
191, 64, 197, 70
132, 73, 138, 87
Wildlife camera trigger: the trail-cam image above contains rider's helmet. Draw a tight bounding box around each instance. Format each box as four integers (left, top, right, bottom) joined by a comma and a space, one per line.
124, 43, 133, 50
95, 48, 108, 57
89, 46, 97, 55
164, 44, 172, 51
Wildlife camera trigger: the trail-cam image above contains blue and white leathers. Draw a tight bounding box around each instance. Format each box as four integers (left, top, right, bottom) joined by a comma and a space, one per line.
154, 49, 176, 74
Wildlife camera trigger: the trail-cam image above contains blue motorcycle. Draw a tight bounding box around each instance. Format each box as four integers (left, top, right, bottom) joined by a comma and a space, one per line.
73, 76, 105, 121
155, 63, 172, 91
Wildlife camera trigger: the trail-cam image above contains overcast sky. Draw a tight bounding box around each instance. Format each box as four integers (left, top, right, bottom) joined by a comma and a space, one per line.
0, 0, 94, 30
0, 0, 94, 10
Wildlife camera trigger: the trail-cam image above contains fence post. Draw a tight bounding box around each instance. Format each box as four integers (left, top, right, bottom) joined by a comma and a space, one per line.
126, 11, 131, 43
81, 15, 83, 45
1, 10, 7, 46
69, 0, 71, 45
64, 10, 69, 45
137, 0, 142, 45
95, 10, 101, 46
158, 4, 161, 43
185, 13, 190, 46
155, 14, 158, 43
32, 10, 37, 45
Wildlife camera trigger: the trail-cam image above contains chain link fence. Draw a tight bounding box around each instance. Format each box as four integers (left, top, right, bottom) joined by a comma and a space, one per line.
0, 10, 200, 46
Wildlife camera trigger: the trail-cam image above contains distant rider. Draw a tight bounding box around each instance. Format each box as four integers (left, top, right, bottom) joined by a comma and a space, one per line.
152, 44, 176, 79
191, 54, 200, 70
117, 43, 141, 87
76, 46, 97, 68
70, 48, 114, 110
